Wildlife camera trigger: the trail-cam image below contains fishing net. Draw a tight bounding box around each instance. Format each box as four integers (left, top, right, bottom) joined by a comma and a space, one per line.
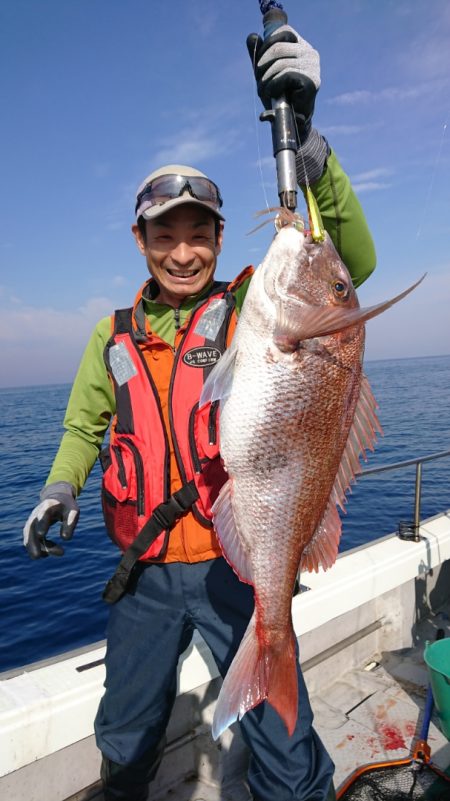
337, 630, 450, 801
338, 758, 450, 801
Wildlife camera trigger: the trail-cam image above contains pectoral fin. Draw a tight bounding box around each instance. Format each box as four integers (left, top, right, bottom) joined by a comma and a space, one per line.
199, 341, 238, 406
274, 275, 425, 349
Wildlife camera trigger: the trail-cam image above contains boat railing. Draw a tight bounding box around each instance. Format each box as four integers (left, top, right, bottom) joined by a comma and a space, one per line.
360, 448, 450, 541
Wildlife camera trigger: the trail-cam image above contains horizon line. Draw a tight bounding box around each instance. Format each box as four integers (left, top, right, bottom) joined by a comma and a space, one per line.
1, 352, 449, 392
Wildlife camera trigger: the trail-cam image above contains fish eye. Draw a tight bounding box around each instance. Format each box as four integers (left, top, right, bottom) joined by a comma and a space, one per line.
332, 280, 349, 299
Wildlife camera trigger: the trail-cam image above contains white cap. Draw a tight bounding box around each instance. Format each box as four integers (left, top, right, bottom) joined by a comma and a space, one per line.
135, 164, 225, 222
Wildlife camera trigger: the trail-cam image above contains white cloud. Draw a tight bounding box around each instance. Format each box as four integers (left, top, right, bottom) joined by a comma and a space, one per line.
329, 82, 442, 106
352, 182, 391, 194
352, 168, 392, 182
351, 168, 393, 194
0, 296, 114, 345
328, 89, 373, 106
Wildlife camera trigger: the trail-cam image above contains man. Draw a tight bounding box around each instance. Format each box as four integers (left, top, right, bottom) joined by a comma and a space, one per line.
23, 23, 376, 801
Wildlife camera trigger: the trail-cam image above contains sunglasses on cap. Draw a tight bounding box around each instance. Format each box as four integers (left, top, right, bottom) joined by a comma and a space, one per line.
135, 174, 223, 215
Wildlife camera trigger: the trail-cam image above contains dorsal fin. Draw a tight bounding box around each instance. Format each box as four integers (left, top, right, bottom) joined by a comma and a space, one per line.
300, 374, 382, 573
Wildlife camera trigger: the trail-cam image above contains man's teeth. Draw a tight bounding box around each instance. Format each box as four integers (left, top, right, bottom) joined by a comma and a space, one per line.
168, 269, 198, 277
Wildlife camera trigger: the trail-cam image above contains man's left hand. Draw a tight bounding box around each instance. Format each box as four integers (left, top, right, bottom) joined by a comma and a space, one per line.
247, 25, 320, 139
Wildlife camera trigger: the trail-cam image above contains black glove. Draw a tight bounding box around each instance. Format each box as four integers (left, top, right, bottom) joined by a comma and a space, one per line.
23, 481, 80, 559
247, 25, 320, 140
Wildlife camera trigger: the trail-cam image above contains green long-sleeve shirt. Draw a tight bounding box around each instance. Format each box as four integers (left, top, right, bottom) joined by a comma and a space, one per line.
47, 150, 376, 494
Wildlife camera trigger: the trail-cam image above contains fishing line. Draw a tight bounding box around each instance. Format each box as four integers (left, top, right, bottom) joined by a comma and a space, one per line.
293, 114, 310, 197
416, 117, 448, 239
292, 113, 313, 230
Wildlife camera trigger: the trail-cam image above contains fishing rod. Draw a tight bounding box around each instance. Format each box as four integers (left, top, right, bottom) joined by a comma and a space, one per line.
256, 1, 325, 241
257, 0, 298, 212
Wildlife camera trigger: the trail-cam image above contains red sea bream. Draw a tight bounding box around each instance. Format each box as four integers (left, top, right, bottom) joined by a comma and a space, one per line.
200, 219, 420, 740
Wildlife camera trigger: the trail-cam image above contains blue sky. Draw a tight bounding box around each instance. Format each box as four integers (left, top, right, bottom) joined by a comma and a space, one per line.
1, 0, 449, 387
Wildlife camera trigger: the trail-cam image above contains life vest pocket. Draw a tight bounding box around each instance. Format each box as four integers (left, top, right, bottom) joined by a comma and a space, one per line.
188, 401, 227, 524
191, 401, 221, 467
101, 438, 146, 551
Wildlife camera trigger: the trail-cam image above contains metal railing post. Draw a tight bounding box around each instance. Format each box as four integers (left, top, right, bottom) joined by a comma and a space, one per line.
414, 462, 423, 534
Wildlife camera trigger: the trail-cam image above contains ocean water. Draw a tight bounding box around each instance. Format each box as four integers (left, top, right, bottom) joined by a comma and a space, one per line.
1, 355, 449, 673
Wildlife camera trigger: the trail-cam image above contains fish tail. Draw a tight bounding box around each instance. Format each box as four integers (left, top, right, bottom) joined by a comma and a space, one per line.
212, 614, 298, 739
267, 629, 298, 737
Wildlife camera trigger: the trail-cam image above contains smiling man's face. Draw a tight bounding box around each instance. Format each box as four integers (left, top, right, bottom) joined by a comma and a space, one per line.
132, 204, 223, 307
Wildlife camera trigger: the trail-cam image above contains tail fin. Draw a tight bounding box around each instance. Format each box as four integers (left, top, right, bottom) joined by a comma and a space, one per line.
212, 613, 298, 740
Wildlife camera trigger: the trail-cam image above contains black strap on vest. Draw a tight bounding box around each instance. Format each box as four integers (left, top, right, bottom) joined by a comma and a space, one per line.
102, 480, 199, 604
114, 306, 134, 334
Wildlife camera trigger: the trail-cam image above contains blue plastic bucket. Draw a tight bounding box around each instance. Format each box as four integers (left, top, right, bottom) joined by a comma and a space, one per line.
424, 638, 450, 740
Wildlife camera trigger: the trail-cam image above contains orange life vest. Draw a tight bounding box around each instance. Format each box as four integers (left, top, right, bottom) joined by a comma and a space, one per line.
101, 269, 252, 563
